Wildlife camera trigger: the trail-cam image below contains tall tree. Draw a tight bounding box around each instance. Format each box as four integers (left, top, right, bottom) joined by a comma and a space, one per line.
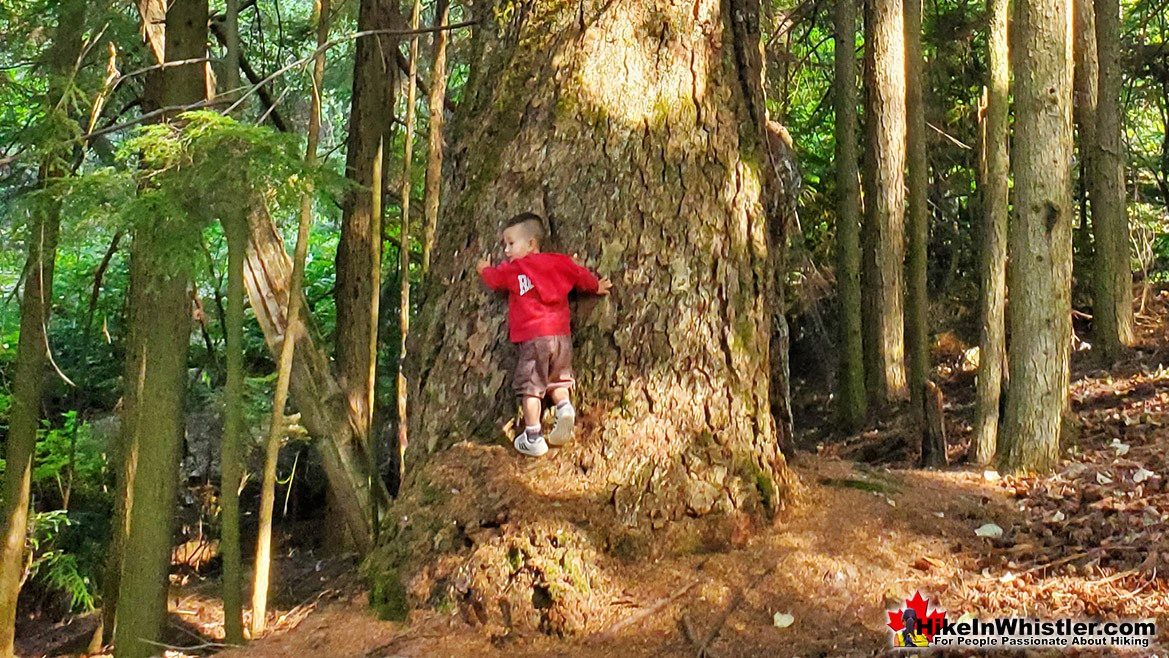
100, 3, 166, 643
251, 0, 331, 636
861, 0, 909, 409
971, 0, 1011, 465
113, 1, 208, 655
1072, 0, 1099, 270
218, 0, 245, 644
335, 0, 399, 455
904, 0, 932, 458
1091, 0, 1134, 359
0, 2, 87, 655
396, 0, 421, 499
833, 0, 866, 431
999, 0, 1074, 473
378, 0, 797, 633
421, 0, 452, 278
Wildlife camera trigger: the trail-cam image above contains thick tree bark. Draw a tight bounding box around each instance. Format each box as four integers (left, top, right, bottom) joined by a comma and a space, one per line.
999, 0, 1074, 473
243, 203, 390, 551
421, 0, 451, 278
251, 0, 330, 636
861, 0, 909, 409
972, 0, 1010, 466
372, 0, 798, 636
0, 5, 86, 655
904, 0, 932, 459
113, 3, 207, 657
1091, 0, 1134, 359
833, 0, 866, 432
335, 0, 399, 448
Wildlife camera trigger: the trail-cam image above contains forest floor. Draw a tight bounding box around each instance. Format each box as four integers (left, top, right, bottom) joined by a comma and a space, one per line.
18, 288, 1169, 658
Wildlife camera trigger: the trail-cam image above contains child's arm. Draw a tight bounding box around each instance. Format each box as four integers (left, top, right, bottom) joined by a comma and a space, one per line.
568, 254, 612, 296
477, 259, 513, 291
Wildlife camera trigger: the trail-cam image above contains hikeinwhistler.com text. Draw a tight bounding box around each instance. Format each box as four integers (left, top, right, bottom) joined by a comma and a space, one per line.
929, 618, 1156, 649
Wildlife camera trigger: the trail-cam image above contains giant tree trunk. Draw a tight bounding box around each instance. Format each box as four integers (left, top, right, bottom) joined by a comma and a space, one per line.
833, 0, 867, 432
113, 3, 207, 656
335, 0, 399, 447
0, 5, 86, 655
1091, 0, 1134, 359
999, 0, 1073, 473
371, 0, 798, 636
861, 0, 909, 409
971, 0, 1010, 466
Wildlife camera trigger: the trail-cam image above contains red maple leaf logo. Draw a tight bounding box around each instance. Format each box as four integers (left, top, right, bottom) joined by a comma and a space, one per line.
887, 591, 947, 640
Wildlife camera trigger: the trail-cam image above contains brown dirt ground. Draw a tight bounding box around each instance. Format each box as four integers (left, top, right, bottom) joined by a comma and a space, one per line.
19, 289, 1169, 658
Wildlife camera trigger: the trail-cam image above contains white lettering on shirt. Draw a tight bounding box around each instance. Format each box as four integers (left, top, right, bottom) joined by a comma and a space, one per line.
518, 274, 533, 296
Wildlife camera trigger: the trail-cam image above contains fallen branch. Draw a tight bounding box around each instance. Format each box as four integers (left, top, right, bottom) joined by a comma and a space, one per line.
588, 579, 700, 643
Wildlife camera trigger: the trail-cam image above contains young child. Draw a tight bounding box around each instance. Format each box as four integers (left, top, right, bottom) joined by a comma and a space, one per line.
477, 212, 612, 457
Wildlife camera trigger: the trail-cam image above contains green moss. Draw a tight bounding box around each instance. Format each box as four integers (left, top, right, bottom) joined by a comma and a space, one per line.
368, 569, 409, 621
755, 471, 775, 512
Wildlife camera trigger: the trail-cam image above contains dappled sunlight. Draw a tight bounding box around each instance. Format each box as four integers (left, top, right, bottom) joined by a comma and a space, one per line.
573, 1, 715, 127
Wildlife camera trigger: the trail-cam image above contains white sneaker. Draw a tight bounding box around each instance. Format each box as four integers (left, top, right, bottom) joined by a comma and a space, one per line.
547, 405, 576, 446
514, 430, 548, 457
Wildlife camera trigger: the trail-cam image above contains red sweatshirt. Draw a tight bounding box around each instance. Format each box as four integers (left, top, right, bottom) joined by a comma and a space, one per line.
479, 252, 600, 343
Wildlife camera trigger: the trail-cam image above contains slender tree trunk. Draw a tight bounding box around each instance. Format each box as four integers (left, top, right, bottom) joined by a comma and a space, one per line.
113, 2, 208, 656
0, 6, 86, 655
100, 3, 167, 645
1072, 0, 1098, 291
972, 0, 1010, 466
1091, 0, 1133, 359
904, 0, 933, 463
251, 0, 330, 636
335, 0, 398, 451
421, 0, 451, 279
833, 0, 866, 432
220, 210, 246, 645
999, 0, 1073, 473
218, 0, 245, 644
375, 0, 797, 635
395, 0, 422, 492
861, 0, 909, 409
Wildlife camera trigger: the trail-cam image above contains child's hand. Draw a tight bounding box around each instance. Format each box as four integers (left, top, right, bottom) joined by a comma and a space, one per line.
597, 277, 613, 296
476, 258, 491, 275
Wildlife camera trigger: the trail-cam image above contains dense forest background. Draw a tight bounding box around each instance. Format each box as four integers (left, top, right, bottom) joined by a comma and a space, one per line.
1, 0, 1168, 654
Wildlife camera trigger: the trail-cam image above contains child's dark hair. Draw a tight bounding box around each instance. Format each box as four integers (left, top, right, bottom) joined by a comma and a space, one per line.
506, 212, 546, 243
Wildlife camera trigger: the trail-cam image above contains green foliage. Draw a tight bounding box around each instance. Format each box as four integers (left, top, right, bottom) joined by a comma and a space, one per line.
25, 510, 100, 613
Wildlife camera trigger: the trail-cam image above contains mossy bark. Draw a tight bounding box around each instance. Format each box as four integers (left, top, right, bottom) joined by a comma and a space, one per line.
113, 2, 207, 656
376, 0, 798, 636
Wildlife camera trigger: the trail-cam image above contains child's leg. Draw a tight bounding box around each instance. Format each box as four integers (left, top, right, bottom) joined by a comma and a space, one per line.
521, 395, 543, 428
549, 388, 570, 405
546, 337, 576, 445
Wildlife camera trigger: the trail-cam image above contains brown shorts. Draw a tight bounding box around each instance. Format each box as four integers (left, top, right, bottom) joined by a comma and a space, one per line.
514, 335, 576, 398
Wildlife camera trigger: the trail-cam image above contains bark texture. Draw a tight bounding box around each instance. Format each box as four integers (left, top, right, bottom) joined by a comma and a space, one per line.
999, 0, 1074, 473
832, 0, 866, 431
972, 0, 1010, 465
1091, 0, 1134, 359
861, 0, 908, 408
421, 0, 452, 278
904, 0, 930, 447
335, 0, 400, 446
374, 0, 798, 636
